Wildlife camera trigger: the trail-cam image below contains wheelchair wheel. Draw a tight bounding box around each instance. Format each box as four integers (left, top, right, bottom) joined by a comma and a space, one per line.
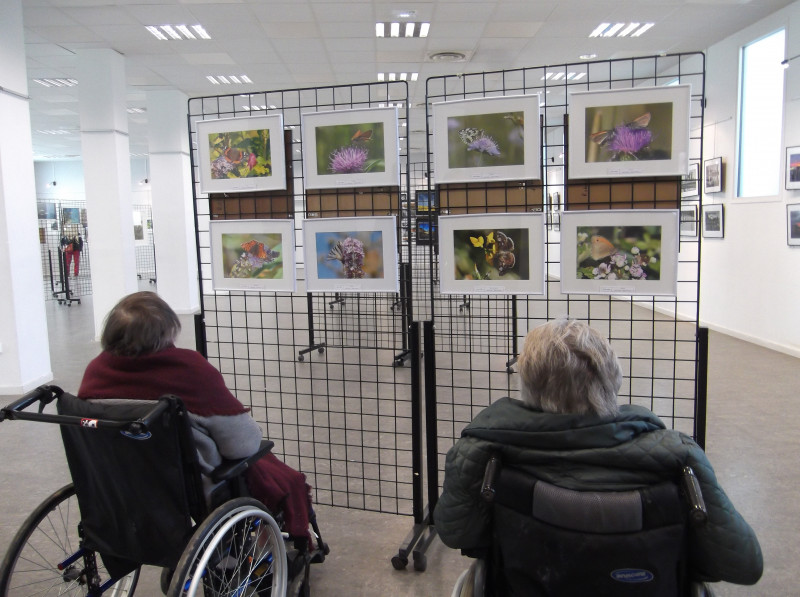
168, 497, 287, 597
0, 483, 139, 596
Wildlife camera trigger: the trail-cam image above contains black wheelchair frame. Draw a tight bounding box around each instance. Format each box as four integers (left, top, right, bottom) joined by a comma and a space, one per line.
0, 385, 327, 597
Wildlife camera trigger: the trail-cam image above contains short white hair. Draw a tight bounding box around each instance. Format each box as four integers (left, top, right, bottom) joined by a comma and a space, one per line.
517, 318, 622, 418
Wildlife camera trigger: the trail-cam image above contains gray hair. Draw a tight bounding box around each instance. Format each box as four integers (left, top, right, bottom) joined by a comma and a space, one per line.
517, 318, 621, 418
101, 291, 181, 357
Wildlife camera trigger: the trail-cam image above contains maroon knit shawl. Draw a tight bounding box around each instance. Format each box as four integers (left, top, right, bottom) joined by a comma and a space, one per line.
78, 346, 248, 417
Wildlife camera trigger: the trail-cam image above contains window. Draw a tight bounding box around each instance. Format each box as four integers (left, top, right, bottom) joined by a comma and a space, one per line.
737, 29, 785, 197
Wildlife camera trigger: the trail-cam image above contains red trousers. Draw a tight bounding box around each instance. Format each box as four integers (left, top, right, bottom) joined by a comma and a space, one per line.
64, 250, 80, 276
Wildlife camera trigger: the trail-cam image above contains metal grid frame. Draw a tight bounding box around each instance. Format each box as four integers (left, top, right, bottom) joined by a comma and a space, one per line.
422, 53, 707, 504
37, 199, 92, 303
132, 203, 157, 283
188, 82, 418, 515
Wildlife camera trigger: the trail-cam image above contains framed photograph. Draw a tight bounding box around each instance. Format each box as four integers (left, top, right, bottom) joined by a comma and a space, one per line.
416, 190, 438, 213
682, 162, 700, 197
680, 205, 698, 237
567, 85, 691, 179
301, 107, 400, 190
38, 202, 56, 219
704, 157, 723, 193
702, 204, 724, 239
196, 115, 287, 194
62, 207, 80, 225
437, 212, 545, 295
302, 216, 399, 293
787, 204, 800, 246
786, 146, 800, 190
209, 219, 296, 292
416, 217, 438, 246
432, 94, 541, 184
560, 210, 679, 296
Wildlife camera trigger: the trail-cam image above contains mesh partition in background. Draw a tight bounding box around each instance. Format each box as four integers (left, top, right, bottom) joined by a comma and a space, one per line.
37, 199, 92, 302
188, 82, 418, 515
422, 53, 706, 493
132, 204, 157, 284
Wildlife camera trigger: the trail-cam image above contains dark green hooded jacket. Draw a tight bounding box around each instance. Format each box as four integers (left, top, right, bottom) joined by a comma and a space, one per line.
434, 397, 763, 585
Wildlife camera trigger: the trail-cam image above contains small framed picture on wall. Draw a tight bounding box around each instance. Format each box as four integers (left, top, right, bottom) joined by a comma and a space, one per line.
704, 157, 723, 193
786, 146, 800, 190
787, 203, 800, 246
702, 204, 724, 239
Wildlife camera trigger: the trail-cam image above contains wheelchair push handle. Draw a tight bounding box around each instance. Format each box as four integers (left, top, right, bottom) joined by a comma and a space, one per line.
481, 453, 502, 502
1, 385, 174, 438
681, 466, 708, 525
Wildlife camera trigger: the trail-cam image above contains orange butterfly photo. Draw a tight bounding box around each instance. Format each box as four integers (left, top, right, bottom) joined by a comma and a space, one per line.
209, 220, 296, 292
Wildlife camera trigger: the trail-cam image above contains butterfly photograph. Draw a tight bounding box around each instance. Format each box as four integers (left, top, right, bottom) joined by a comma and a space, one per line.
301, 107, 400, 190
432, 94, 541, 184
209, 219, 296, 292
437, 213, 545, 296
560, 210, 680, 297
302, 216, 399, 293
568, 86, 691, 180
196, 115, 287, 194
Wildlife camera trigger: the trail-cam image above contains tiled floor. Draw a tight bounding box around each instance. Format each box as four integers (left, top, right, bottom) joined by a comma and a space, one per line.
1, 294, 796, 595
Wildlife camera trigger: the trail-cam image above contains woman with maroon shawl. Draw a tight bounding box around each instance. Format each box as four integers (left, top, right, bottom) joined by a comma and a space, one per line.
78, 291, 312, 544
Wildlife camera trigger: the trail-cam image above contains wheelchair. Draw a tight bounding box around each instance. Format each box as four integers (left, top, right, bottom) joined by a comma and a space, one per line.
451, 453, 714, 597
0, 385, 327, 597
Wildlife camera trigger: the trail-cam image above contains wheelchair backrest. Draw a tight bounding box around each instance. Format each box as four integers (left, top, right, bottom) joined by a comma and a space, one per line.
487, 464, 691, 596
57, 393, 206, 576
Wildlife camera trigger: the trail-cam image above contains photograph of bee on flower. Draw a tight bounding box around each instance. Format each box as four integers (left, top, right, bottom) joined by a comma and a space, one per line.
451, 228, 528, 281
207, 128, 272, 180
584, 102, 673, 163
313, 121, 387, 176
575, 225, 662, 281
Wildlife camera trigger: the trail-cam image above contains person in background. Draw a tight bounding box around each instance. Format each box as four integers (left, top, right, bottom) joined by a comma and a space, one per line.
78, 291, 312, 545
434, 317, 762, 587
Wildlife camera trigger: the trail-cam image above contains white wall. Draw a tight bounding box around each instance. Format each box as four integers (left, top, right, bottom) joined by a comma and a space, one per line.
695, 0, 800, 357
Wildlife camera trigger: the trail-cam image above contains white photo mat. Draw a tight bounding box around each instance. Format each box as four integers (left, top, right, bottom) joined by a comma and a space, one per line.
432, 94, 541, 184
303, 216, 399, 293
437, 212, 545, 295
567, 85, 691, 180
301, 107, 400, 190
560, 209, 679, 296
209, 219, 296, 292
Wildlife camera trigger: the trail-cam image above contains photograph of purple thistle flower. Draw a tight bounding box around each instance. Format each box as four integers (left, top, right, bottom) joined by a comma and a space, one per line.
329, 145, 369, 174
316, 230, 385, 280
467, 134, 501, 156
585, 101, 674, 162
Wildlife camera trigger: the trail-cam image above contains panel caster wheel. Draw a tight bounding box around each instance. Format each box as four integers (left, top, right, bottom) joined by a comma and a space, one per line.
391, 555, 408, 570
318, 347, 325, 354
298, 354, 305, 362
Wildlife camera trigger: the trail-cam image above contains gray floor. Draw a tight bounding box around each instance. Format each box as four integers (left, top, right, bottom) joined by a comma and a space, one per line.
1, 294, 796, 595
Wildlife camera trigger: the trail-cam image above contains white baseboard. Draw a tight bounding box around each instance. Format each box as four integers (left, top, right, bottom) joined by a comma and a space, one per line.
698, 322, 800, 359
0, 372, 54, 397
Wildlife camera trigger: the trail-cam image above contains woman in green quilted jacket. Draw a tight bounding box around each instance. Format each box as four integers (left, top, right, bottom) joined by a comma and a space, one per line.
434, 318, 763, 588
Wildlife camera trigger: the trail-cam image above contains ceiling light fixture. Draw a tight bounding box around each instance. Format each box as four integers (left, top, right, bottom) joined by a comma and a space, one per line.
589, 22, 654, 38
146, 24, 211, 41
378, 72, 419, 82
34, 78, 77, 87
206, 75, 253, 85
580, 53, 597, 60
375, 22, 430, 38
540, 72, 586, 81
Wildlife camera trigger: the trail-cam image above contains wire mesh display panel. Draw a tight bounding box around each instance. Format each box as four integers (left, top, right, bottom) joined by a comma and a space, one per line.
188, 82, 418, 514
132, 203, 156, 283
37, 199, 92, 302
424, 53, 706, 496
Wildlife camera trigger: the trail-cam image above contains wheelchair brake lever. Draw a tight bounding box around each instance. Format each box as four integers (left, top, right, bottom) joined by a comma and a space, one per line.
681, 466, 708, 525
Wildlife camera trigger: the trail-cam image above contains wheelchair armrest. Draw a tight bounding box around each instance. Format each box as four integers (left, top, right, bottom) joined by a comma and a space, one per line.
210, 440, 274, 483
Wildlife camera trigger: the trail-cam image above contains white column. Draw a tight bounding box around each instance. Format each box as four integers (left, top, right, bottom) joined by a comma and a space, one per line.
77, 49, 138, 338
0, 0, 53, 394
146, 90, 200, 315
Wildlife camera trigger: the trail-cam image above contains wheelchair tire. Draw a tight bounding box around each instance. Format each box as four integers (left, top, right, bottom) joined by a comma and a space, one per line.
0, 483, 140, 597
167, 497, 287, 597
